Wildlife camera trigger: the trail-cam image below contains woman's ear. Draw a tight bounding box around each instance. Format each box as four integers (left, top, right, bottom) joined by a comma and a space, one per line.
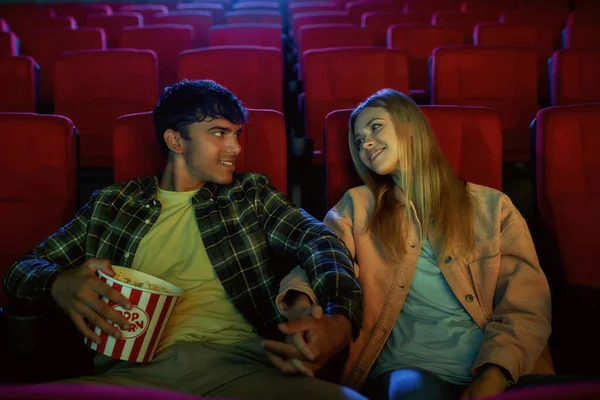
164, 129, 184, 154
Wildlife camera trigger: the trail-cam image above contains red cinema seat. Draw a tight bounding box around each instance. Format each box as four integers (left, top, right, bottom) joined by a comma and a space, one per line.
0, 113, 77, 306
474, 23, 554, 101
362, 11, 434, 46
119, 25, 194, 90
178, 46, 283, 112
298, 23, 376, 57
225, 10, 283, 25
85, 13, 142, 48
0, 55, 38, 112
550, 49, 600, 106
303, 47, 409, 164
152, 11, 212, 48
176, 3, 226, 24
27, 28, 106, 107
563, 25, 600, 50
0, 31, 18, 55
209, 23, 283, 50
535, 104, 600, 288
387, 25, 463, 96
113, 109, 287, 194
54, 49, 159, 168
431, 46, 538, 162
432, 11, 499, 43
324, 105, 502, 210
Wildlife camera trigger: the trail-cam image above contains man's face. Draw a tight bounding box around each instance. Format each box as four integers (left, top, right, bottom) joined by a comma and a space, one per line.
180, 118, 243, 186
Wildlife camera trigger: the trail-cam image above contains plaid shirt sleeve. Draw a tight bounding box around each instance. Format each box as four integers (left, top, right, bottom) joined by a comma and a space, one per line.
2, 190, 99, 303
255, 176, 363, 338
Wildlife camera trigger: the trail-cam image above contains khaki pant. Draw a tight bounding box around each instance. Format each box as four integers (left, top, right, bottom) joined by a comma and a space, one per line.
62, 338, 364, 400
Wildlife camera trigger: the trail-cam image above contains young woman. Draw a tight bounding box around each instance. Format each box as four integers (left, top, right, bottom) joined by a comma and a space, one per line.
267, 89, 554, 399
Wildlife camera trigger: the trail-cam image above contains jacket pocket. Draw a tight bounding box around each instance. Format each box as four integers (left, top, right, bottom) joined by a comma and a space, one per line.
466, 245, 501, 320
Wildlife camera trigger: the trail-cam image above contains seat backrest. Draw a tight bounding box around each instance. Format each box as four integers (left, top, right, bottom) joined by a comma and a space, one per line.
176, 3, 226, 24
0, 4, 54, 28
152, 12, 212, 47
289, 3, 340, 20
0, 113, 77, 301
574, 0, 600, 13
119, 25, 194, 90
225, 10, 282, 25
303, 47, 409, 164
325, 105, 502, 210
345, 0, 403, 24
232, 2, 280, 11
299, 24, 376, 56
0, 31, 18, 56
535, 104, 600, 287
362, 11, 433, 45
521, 0, 570, 13
567, 10, 600, 26
54, 49, 158, 168
474, 23, 554, 55
113, 109, 287, 194
292, 11, 351, 39
118, 4, 168, 23
403, 0, 461, 13
178, 46, 283, 112
28, 28, 106, 104
551, 49, 600, 106
0, 55, 38, 112
85, 13, 143, 48
51, 3, 111, 25
499, 10, 568, 27
461, 0, 521, 13
209, 23, 283, 50
431, 46, 538, 162
563, 25, 600, 50
10, 15, 77, 50
387, 25, 463, 93
1, 18, 8, 32
474, 23, 554, 100
499, 11, 567, 48
432, 11, 499, 43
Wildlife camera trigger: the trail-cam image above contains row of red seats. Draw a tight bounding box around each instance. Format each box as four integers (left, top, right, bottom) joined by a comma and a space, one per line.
0, 9, 283, 48
2, 100, 597, 303
0, 47, 282, 167
1, 45, 599, 166
2, 20, 598, 103
292, 22, 600, 100
0, 23, 283, 90
323, 102, 600, 292
299, 46, 600, 163
0, 2, 282, 27
290, 7, 600, 45
0, 108, 286, 306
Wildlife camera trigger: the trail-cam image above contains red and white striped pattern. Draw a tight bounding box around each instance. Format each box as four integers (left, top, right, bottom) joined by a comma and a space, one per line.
85, 276, 179, 362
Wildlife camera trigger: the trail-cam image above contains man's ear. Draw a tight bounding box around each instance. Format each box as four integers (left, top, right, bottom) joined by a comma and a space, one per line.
164, 129, 184, 154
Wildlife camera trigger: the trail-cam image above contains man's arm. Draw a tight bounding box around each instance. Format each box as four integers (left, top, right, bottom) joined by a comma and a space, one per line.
255, 176, 362, 339
2, 191, 98, 304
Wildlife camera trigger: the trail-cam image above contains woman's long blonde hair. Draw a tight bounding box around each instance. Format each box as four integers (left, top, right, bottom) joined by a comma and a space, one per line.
349, 89, 474, 262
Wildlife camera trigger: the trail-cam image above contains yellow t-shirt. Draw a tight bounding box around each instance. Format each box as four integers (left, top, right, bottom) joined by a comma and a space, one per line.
131, 187, 257, 352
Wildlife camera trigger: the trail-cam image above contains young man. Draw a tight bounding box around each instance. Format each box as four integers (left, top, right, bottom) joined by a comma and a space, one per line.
2, 80, 364, 400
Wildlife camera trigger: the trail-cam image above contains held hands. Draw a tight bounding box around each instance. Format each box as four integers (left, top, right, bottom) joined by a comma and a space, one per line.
51, 258, 132, 345
263, 292, 352, 377
460, 364, 509, 400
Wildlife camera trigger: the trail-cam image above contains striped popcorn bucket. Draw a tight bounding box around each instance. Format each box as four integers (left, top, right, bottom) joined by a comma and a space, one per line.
84, 266, 183, 362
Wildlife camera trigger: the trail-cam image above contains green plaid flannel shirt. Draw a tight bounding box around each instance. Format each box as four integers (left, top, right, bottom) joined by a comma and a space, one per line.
2, 173, 362, 339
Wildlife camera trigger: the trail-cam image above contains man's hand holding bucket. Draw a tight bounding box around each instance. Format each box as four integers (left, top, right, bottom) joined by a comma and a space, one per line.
51, 258, 132, 345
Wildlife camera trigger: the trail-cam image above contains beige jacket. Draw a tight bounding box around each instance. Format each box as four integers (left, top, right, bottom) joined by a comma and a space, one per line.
279, 183, 553, 389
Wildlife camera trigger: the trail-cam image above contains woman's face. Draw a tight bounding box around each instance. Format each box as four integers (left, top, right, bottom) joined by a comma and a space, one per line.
353, 107, 401, 177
